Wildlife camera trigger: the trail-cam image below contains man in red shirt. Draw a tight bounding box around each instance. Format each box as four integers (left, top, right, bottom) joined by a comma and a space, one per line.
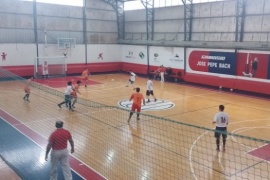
159, 65, 165, 82
128, 87, 145, 123
45, 121, 74, 180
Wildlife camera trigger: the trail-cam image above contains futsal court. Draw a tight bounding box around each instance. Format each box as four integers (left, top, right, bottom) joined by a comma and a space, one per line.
0, 71, 270, 180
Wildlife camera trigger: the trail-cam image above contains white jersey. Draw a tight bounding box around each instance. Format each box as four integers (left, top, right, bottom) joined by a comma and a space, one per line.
214, 112, 229, 127
64, 85, 73, 95
130, 72, 136, 81
146, 80, 154, 91
42, 64, 49, 75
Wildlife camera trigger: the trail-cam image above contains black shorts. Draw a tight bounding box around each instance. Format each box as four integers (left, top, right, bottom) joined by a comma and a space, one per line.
214, 127, 227, 139
129, 79, 134, 84
146, 90, 154, 96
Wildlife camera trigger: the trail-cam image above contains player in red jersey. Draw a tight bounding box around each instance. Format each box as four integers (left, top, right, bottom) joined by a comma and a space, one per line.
81, 68, 90, 88
128, 87, 145, 123
71, 80, 81, 108
23, 77, 33, 101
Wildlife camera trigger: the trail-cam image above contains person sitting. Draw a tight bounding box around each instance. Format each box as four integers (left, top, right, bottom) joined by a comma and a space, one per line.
166, 67, 172, 76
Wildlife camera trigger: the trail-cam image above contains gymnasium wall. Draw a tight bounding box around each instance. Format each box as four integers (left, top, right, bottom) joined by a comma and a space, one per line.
125, 0, 270, 42
0, 44, 122, 76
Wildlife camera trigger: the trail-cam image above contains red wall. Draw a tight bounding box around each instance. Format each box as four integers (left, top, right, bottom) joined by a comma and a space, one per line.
185, 72, 270, 95
2, 61, 270, 95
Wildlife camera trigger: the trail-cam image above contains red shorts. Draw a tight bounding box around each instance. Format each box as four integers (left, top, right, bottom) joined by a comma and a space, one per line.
24, 87, 30, 93
81, 76, 88, 80
131, 103, 141, 112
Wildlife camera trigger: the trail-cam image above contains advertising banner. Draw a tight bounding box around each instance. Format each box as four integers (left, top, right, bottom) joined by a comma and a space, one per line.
122, 45, 147, 65
188, 50, 236, 75
149, 47, 184, 69
236, 53, 270, 79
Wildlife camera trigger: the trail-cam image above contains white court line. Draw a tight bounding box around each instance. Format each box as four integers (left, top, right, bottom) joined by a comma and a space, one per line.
189, 118, 270, 179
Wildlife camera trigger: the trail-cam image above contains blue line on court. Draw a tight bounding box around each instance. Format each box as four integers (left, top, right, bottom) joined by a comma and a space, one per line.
0, 118, 83, 180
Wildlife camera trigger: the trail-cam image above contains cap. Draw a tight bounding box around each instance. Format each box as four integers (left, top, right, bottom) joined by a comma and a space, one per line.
55, 121, 63, 128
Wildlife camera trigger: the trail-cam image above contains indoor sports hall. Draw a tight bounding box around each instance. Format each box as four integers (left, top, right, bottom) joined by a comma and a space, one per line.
1, 0, 270, 180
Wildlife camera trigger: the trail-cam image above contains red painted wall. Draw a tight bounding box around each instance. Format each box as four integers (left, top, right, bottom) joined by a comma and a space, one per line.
2, 59, 270, 95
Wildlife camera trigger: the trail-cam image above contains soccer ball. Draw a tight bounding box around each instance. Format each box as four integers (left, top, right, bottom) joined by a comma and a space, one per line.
230, 88, 233, 92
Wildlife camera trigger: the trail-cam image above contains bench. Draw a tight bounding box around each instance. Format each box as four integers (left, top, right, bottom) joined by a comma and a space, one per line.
169, 71, 182, 82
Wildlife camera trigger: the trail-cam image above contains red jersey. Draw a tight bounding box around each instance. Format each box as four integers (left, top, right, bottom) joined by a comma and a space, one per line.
71, 84, 79, 97
49, 128, 72, 150
82, 70, 88, 77
130, 93, 144, 107
160, 67, 165, 73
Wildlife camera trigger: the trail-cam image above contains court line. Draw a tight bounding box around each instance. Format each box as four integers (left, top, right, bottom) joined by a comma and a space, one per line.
189, 118, 270, 179
0, 108, 107, 180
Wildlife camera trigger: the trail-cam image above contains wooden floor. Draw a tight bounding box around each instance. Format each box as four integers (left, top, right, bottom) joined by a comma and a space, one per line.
1, 73, 270, 179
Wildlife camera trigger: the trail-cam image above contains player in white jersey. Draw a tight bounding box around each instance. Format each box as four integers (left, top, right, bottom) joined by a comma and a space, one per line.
126, 70, 136, 87
146, 78, 157, 103
212, 105, 229, 151
42, 61, 49, 78
57, 81, 74, 111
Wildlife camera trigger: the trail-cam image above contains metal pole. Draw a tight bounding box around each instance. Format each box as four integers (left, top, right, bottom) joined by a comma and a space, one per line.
83, 0, 87, 65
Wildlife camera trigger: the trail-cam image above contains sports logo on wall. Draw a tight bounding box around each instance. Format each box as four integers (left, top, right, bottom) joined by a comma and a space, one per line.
154, 53, 160, 62
139, 52, 145, 59
97, 53, 103, 60
170, 53, 183, 63
125, 51, 134, 59
1, 52, 7, 61
118, 99, 175, 111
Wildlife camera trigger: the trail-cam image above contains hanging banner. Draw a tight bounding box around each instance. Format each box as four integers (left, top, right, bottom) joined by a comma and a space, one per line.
189, 50, 236, 75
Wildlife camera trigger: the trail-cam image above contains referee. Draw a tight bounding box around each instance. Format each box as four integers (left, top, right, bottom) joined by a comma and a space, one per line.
45, 121, 74, 180
212, 105, 229, 151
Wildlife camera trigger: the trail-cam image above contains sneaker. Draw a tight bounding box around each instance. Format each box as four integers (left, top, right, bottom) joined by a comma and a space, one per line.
58, 104, 61, 108
127, 118, 131, 123
137, 117, 140, 121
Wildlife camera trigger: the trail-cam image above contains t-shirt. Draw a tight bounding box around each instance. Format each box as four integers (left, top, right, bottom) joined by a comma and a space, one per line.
160, 67, 165, 73
82, 70, 88, 77
49, 128, 72, 150
130, 72, 136, 81
43, 64, 48, 71
146, 80, 153, 91
214, 112, 229, 127
130, 93, 144, 107
64, 85, 73, 95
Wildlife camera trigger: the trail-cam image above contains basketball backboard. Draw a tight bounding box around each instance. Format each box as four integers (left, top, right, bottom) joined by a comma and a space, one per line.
58, 38, 76, 49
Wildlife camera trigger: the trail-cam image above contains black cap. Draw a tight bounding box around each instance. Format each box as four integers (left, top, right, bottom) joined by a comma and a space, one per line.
55, 121, 63, 128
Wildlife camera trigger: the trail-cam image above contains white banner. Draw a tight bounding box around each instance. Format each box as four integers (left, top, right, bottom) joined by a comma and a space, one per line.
122, 45, 147, 65
149, 46, 184, 69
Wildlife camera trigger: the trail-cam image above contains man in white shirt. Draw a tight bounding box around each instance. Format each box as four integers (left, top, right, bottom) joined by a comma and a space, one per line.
146, 78, 157, 103
57, 81, 74, 111
212, 105, 229, 151
42, 61, 49, 78
126, 70, 136, 87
